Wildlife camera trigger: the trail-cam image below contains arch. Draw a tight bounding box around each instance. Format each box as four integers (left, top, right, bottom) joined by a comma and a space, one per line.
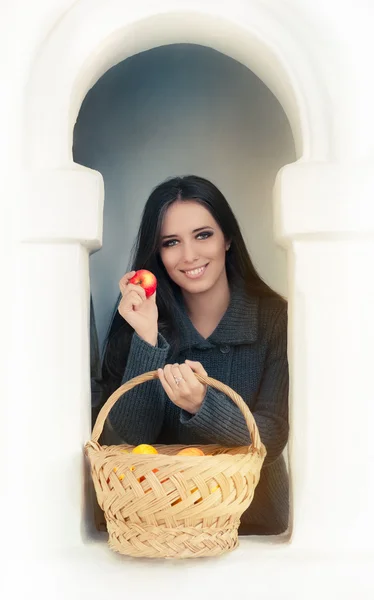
14, 0, 374, 559
24, 1, 333, 169
16, 0, 352, 553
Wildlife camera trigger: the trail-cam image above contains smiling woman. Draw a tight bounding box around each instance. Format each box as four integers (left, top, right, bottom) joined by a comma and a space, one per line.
97, 174, 289, 536
159, 199, 231, 339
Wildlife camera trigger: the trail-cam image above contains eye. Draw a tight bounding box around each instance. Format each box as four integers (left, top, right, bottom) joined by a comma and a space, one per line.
196, 231, 213, 240
161, 231, 213, 249
161, 239, 178, 248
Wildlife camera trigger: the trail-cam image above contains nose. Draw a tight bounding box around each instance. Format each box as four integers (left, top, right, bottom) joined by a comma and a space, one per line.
181, 241, 199, 265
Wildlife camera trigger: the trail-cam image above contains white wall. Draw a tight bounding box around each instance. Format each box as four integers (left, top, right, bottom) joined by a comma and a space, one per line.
3, 1, 374, 598
73, 44, 295, 350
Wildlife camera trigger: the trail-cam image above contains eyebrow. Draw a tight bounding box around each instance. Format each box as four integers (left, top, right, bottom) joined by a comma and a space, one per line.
161, 226, 214, 240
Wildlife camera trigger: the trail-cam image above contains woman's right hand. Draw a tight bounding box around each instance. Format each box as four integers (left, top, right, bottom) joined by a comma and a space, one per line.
118, 271, 159, 346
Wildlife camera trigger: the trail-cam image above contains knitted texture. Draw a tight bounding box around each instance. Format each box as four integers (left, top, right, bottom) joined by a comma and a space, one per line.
108, 283, 289, 534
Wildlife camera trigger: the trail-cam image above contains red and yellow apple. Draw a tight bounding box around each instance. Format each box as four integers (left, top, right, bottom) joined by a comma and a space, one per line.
129, 269, 157, 298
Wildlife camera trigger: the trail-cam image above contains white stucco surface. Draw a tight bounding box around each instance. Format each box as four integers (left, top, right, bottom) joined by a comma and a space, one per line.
1, 1, 374, 598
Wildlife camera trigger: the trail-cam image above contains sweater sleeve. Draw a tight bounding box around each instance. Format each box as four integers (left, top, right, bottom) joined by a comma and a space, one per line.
180, 308, 289, 464
109, 332, 170, 444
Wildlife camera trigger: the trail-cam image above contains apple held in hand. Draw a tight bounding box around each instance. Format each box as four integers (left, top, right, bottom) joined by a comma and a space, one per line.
129, 269, 157, 298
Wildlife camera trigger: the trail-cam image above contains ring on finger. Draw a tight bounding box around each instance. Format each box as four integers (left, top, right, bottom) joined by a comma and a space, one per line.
171, 365, 184, 386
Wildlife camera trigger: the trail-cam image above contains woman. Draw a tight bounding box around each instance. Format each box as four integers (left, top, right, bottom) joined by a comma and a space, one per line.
101, 175, 289, 535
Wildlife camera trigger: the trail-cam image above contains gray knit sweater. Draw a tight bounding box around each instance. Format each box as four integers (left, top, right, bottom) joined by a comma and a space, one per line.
109, 283, 289, 534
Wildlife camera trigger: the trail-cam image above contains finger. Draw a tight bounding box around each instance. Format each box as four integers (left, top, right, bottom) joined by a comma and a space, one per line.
164, 363, 177, 388
119, 281, 147, 303
130, 296, 144, 312
164, 363, 185, 393
179, 364, 207, 401
179, 363, 203, 387
119, 273, 147, 300
125, 283, 147, 301
170, 363, 186, 389
119, 271, 136, 291
184, 360, 208, 377
157, 368, 175, 400
127, 290, 143, 305
119, 291, 142, 313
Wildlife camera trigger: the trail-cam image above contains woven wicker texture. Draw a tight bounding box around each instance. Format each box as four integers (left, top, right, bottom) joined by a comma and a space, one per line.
85, 370, 266, 559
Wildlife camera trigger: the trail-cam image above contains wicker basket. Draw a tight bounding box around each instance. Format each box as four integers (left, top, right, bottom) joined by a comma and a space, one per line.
85, 370, 266, 559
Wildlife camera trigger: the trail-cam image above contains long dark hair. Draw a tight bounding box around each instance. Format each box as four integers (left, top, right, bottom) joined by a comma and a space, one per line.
101, 175, 284, 396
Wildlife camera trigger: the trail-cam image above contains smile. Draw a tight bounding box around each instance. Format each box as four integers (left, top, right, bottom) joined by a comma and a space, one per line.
181, 264, 209, 279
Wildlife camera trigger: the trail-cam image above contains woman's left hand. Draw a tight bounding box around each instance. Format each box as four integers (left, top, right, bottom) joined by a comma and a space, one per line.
157, 360, 208, 414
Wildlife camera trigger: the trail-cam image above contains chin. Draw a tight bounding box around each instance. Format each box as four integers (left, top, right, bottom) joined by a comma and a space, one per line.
180, 279, 216, 295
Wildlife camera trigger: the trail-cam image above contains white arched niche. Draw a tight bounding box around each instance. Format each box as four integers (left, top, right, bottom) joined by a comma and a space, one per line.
20, 1, 349, 558
73, 43, 296, 351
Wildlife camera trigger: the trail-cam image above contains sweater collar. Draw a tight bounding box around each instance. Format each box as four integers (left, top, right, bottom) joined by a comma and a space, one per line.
174, 282, 259, 351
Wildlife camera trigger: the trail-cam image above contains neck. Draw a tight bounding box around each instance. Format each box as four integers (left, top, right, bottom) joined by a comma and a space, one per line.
182, 273, 231, 322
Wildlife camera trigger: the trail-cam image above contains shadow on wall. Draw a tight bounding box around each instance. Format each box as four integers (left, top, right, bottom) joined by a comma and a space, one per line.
73, 43, 296, 354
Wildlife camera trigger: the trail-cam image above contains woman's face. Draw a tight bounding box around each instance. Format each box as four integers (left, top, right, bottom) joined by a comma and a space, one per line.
159, 200, 230, 295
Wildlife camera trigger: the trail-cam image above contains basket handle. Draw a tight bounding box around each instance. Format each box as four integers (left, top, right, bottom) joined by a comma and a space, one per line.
90, 370, 263, 452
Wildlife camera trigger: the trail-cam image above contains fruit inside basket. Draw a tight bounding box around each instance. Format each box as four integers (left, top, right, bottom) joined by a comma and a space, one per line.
85, 369, 266, 558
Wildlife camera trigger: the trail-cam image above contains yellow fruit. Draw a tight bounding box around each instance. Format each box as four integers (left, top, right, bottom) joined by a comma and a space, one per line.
132, 444, 158, 454
176, 447, 204, 456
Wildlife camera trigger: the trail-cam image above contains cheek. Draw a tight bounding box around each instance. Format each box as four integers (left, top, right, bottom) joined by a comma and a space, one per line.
160, 249, 178, 272
207, 239, 227, 260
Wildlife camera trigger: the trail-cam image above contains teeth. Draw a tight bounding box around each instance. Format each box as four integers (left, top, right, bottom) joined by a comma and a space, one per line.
184, 266, 205, 275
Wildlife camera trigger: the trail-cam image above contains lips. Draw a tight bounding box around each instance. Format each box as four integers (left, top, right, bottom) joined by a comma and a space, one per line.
181, 263, 209, 279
